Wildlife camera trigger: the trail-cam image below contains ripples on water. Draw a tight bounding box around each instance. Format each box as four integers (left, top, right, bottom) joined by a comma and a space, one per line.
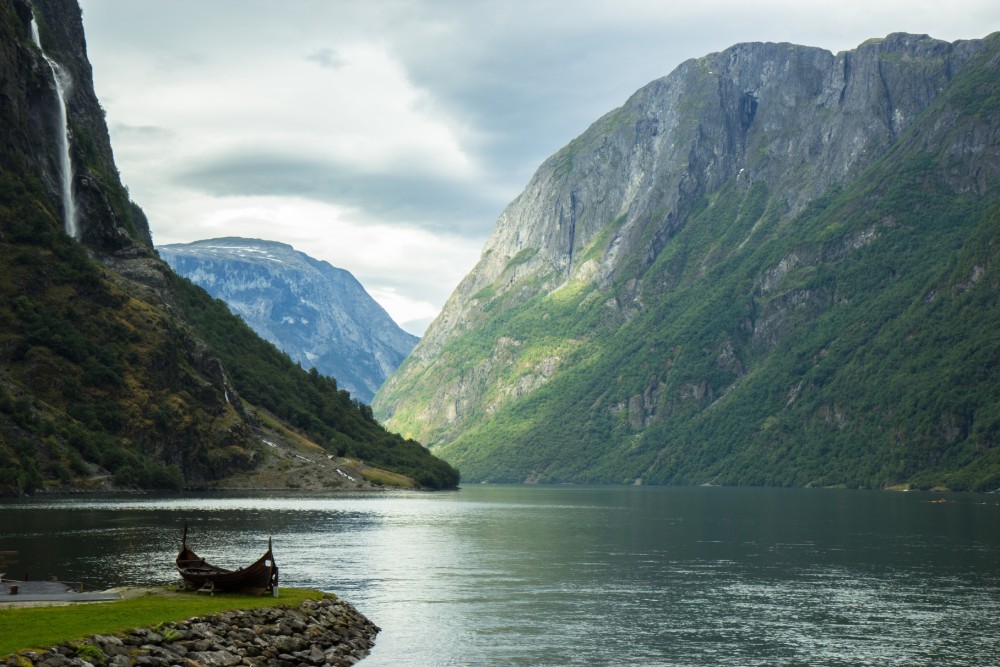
2, 487, 999, 666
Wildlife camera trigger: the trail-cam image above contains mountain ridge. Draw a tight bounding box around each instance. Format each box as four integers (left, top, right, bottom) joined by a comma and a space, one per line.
374, 32, 1000, 490
159, 237, 417, 403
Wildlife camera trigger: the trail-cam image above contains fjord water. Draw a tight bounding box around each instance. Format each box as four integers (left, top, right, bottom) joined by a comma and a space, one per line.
3, 486, 999, 666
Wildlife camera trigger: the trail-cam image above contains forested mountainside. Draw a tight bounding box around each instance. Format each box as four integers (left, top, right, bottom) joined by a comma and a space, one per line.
374, 32, 1000, 491
159, 238, 417, 404
0, 0, 457, 494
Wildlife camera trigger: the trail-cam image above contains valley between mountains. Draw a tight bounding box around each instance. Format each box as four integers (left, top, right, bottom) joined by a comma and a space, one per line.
1, 0, 998, 495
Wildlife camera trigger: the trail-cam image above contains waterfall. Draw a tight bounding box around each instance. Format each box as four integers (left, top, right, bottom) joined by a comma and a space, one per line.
30, 17, 78, 239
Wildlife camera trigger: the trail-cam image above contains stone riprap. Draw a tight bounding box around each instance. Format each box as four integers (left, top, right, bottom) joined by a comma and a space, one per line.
3, 596, 379, 667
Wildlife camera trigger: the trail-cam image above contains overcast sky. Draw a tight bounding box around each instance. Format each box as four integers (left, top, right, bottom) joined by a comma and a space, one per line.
78, 0, 999, 335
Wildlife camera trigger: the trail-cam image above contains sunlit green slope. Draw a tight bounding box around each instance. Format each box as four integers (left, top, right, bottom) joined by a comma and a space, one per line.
377, 33, 1000, 490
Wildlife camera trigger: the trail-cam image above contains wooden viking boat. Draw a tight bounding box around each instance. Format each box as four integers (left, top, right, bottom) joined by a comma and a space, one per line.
175, 524, 278, 595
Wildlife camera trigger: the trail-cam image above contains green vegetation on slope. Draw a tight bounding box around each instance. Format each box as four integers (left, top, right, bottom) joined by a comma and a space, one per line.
0, 0, 457, 494
0, 170, 457, 493
170, 276, 459, 490
0, 170, 206, 494
1, 0, 239, 494
384, 37, 1000, 491
433, 152, 1000, 490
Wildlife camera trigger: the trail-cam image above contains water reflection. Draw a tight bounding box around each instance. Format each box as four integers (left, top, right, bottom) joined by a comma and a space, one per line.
2, 487, 1000, 666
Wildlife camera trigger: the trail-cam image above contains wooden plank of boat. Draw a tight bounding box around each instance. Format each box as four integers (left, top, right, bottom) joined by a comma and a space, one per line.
175, 524, 278, 596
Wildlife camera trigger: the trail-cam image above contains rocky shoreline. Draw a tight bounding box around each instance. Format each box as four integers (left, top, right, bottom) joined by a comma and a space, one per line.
3, 596, 379, 667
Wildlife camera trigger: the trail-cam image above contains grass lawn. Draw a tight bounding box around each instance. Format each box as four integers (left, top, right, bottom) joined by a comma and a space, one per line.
0, 587, 326, 656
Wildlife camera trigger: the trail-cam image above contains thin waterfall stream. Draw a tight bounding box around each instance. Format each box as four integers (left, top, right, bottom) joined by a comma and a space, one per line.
30, 17, 78, 238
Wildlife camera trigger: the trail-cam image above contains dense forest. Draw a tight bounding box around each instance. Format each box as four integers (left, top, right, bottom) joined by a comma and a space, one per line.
171, 276, 459, 490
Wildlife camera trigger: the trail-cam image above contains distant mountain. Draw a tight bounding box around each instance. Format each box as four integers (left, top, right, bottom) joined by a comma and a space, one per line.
159, 238, 417, 403
0, 0, 457, 494
375, 33, 1000, 491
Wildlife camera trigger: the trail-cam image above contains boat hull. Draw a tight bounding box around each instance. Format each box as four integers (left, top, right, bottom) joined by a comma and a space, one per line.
176, 528, 278, 595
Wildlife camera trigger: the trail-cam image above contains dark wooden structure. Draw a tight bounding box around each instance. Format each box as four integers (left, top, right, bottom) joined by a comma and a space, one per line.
175, 524, 278, 596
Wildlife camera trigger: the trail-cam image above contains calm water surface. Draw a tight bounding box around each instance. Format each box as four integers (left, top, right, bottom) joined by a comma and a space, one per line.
2, 486, 999, 665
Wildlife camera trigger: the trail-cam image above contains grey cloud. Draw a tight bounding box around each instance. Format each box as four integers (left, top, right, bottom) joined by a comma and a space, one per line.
173, 151, 504, 237
374, 7, 748, 191
306, 48, 347, 70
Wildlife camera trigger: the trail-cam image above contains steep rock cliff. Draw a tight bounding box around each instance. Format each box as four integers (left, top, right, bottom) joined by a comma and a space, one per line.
375, 33, 1000, 490
10, 0, 156, 258
410, 35, 982, 360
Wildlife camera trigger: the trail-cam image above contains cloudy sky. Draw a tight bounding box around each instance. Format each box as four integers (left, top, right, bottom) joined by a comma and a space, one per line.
78, 0, 999, 335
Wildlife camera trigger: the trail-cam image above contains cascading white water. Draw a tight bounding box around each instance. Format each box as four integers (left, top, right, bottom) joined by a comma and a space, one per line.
30, 17, 78, 239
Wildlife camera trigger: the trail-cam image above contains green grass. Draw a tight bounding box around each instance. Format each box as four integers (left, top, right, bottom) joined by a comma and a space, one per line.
0, 587, 325, 656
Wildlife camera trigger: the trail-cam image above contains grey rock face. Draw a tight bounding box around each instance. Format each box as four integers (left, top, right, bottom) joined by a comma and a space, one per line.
415, 34, 983, 360
27, 0, 156, 257
374, 32, 996, 472
159, 238, 417, 403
